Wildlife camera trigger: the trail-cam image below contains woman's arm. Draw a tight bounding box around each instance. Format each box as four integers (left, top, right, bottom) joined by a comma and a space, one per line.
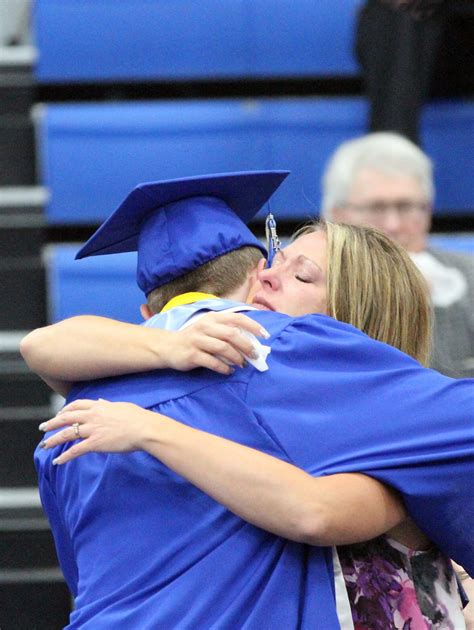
21, 313, 268, 397
39, 398, 407, 546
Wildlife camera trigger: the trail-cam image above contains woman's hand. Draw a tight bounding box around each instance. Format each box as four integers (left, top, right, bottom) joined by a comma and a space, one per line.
168, 311, 269, 375
39, 398, 155, 464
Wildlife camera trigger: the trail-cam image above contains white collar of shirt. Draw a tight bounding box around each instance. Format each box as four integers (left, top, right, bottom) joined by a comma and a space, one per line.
409, 251, 468, 307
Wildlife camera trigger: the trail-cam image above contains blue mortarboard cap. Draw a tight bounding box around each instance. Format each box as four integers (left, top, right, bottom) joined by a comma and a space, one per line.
76, 170, 289, 295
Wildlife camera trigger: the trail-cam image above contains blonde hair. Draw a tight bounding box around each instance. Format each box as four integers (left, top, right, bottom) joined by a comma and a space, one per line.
296, 221, 432, 365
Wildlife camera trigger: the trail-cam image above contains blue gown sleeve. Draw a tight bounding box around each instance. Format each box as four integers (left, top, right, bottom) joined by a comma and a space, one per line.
246, 314, 474, 575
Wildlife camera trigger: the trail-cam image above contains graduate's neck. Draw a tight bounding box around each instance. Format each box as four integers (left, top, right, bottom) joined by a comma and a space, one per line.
224, 264, 261, 304
224, 280, 253, 304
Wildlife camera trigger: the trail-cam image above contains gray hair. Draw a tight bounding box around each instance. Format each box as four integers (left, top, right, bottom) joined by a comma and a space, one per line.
321, 132, 435, 218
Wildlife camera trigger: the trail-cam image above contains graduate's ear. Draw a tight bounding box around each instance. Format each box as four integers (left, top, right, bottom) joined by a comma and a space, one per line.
140, 303, 153, 321
251, 257, 266, 280
244, 258, 266, 304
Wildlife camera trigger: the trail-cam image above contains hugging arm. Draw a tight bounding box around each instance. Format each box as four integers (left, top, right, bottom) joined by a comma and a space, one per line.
40, 399, 407, 547
21, 313, 267, 397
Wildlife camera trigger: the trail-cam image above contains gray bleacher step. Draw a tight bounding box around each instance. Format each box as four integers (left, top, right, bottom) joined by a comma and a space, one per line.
0, 580, 72, 629
0, 488, 57, 569
0, 115, 36, 186
0, 364, 51, 408
0, 334, 54, 485
0, 194, 48, 332
0, 408, 53, 486
0, 256, 46, 329
0, 486, 41, 508
0, 331, 28, 351
0, 486, 72, 627
0, 568, 64, 583
0, 46, 36, 67
0, 195, 47, 346
0, 488, 75, 625
0, 485, 45, 527
0, 488, 62, 574
0, 186, 48, 215
0, 334, 52, 484
0, 185, 48, 205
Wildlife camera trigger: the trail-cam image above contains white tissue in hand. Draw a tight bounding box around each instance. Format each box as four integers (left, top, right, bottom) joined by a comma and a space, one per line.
181, 309, 271, 372
239, 328, 271, 372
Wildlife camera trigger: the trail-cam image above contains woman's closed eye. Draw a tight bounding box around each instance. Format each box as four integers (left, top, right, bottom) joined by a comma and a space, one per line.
295, 275, 313, 284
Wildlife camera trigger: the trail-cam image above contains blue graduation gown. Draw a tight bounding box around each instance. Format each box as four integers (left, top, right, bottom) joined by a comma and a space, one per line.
35, 306, 473, 628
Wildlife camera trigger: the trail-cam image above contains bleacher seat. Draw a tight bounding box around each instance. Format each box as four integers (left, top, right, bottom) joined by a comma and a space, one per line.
239, 0, 360, 78
46, 246, 142, 323
33, 0, 361, 82
429, 234, 474, 255
36, 99, 265, 223
36, 98, 474, 224
422, 102, 474, 212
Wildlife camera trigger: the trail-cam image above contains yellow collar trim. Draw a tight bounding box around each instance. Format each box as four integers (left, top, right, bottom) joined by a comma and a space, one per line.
160, 292, 218, 313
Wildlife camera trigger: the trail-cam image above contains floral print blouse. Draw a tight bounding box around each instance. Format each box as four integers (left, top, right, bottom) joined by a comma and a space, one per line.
338, 536, 465, 629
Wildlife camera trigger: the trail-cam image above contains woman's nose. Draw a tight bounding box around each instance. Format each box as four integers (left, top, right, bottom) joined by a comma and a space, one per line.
257, 265, 282, 291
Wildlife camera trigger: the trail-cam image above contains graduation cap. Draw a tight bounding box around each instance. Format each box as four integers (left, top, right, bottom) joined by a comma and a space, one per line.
76, 170, 289, 295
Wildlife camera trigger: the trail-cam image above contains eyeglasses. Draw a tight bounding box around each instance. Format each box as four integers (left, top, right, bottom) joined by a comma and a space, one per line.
344, 201, 429, 218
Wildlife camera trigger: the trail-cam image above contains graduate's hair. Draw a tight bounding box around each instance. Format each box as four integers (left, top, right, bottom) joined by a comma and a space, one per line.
294, 221, 432, 366
147, 246, 263, 314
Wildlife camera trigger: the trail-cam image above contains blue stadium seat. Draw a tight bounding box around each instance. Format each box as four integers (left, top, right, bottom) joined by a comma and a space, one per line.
46, 246, 142, 323
429, 235, 474, 255
422, 101, 474, 212
37, 98, 474, 224
37, 100, 266, 223
251, 0, 360, 77
261, 99, 367, 217
33, 0, 361, 82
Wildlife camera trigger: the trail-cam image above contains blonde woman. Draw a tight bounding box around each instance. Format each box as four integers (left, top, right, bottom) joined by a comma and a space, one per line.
28, 223, 470, 629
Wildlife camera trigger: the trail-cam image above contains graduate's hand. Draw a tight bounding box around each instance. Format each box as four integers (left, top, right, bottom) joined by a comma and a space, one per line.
170, 311, 269, 375
38, 398, 155, 464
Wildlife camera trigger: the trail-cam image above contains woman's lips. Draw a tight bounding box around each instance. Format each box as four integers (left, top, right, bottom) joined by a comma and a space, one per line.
252, 297, 274, 311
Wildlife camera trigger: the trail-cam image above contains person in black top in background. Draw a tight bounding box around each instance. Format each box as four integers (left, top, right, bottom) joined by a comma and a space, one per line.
356, 0, 474, 144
